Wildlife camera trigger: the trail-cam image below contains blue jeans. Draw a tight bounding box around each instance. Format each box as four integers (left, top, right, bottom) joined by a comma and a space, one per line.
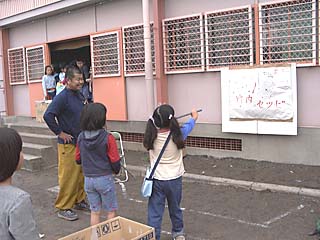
148, 176, 184, 240
84, 175, 118, 212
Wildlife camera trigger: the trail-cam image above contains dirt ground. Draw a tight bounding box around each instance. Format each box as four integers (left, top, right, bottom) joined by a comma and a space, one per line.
11, 150, 320, 239
127, 150, 320, 189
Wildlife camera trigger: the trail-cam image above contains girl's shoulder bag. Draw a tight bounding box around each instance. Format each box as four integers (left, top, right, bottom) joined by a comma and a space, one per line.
141, 132, 172, 198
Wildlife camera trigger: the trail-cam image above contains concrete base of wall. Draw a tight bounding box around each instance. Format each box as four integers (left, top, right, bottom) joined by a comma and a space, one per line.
108, 120, 320, 166
3, 117, 319, 166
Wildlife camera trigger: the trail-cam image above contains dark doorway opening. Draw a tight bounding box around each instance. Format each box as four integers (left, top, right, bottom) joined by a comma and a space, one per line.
49, 36, 91, 72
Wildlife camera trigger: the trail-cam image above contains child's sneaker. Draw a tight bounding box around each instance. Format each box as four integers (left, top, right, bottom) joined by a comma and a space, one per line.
74, 200, 90, 211
174, 236, 185, 240
57, 209, 78, 221
39, 233, 45, 239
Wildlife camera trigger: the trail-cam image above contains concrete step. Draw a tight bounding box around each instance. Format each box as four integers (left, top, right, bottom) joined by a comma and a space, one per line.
3, 118, 58, 171
1, 116, 33, 124
20, 132, 57, 146
23, 142, 52, 155
22, 154, 42, 172
22, 143, 57, 170
6, 122, 54, 136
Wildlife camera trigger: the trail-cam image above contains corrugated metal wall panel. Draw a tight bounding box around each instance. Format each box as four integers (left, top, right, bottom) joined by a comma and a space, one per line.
34, 0, 61, 8
0, 0, 62, 19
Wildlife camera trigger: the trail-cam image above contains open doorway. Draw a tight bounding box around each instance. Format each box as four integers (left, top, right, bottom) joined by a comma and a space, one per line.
49, 36, 91, 73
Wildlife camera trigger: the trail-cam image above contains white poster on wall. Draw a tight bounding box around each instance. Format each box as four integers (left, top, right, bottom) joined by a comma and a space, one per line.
229, 66, 293, 120
221, 64, 297, 135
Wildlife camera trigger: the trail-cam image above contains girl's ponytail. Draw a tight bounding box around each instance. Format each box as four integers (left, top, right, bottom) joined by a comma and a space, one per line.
170, 118, 185, 149
143, 119, 158, 150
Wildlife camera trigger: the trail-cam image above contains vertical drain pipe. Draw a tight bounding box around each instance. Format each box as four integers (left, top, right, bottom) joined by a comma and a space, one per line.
142, 0, 155, 115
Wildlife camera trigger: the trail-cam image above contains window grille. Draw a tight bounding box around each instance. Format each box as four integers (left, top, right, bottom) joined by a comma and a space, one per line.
205, 6, 253, 70
163, 14, 204, 74
8, 47, 26, 85
123, 23, 155, 76
26, 45, 45, 83
90, 31, 120, 77
259, 0, 316, 66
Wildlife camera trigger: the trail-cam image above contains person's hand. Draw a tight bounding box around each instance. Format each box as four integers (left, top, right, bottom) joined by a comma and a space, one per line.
191, 108, 198, 121
58, 132, 73, 144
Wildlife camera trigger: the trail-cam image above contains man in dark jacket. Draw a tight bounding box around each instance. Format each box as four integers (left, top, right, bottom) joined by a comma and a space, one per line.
43, 65, 89, 221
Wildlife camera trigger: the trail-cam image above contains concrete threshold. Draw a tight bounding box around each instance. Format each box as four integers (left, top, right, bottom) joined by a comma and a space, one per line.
126, 165, 320, 198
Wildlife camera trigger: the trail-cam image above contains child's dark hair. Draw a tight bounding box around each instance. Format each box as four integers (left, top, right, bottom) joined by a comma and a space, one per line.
44, 65, 53, 75
0, 128, 22, 182
66, 65, 82, 80
59, 63, 67, 70
80, 103, 107, 131
143, 104, 184, 150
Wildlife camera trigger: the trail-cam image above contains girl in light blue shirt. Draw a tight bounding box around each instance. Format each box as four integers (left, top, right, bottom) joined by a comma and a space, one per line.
42, 65, 56, 100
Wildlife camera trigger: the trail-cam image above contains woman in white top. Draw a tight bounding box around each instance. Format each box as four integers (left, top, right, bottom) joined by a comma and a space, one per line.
143, 104, 198, 240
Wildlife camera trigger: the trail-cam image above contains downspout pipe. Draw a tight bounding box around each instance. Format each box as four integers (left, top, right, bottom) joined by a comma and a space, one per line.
142, 0, 155, 114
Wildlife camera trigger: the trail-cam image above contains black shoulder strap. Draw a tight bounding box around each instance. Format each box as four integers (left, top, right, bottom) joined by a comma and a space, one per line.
148, 131, 172, 179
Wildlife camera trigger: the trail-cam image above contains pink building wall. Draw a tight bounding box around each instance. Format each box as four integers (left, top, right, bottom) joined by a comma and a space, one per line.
296, 67, 320, 127
3, 0, 320, 127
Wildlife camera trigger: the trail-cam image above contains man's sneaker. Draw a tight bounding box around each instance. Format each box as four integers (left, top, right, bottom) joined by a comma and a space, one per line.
57, 209, 78, 221
74, 200, 90, 211
174, 235, 185, 240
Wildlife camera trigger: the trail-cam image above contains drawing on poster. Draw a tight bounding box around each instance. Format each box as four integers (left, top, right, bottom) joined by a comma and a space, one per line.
229, 66, 293, 121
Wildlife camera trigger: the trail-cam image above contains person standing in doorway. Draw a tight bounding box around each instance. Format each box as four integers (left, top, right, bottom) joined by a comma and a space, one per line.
56, 64, 67, 96
42, 65, 56, 100
75, 58, 93, 103
59, 64, 67, 82
43, 65, 89, 221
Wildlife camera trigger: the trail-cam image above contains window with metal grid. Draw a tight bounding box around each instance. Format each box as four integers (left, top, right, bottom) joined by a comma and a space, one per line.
91, 31, 120, 77
163, 14, 204, 74
8, 47, 26, 85
26, 45, 45, 83
205, 6, 253, 69
123, 24, 155, 76
259, 0, 316, 65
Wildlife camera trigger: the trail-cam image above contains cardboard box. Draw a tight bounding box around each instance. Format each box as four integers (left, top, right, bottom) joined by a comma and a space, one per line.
58, 216, 155, 240
35, 100, 51, 123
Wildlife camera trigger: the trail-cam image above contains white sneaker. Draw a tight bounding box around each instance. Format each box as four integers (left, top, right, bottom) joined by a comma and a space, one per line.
174, 236, 185, 240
